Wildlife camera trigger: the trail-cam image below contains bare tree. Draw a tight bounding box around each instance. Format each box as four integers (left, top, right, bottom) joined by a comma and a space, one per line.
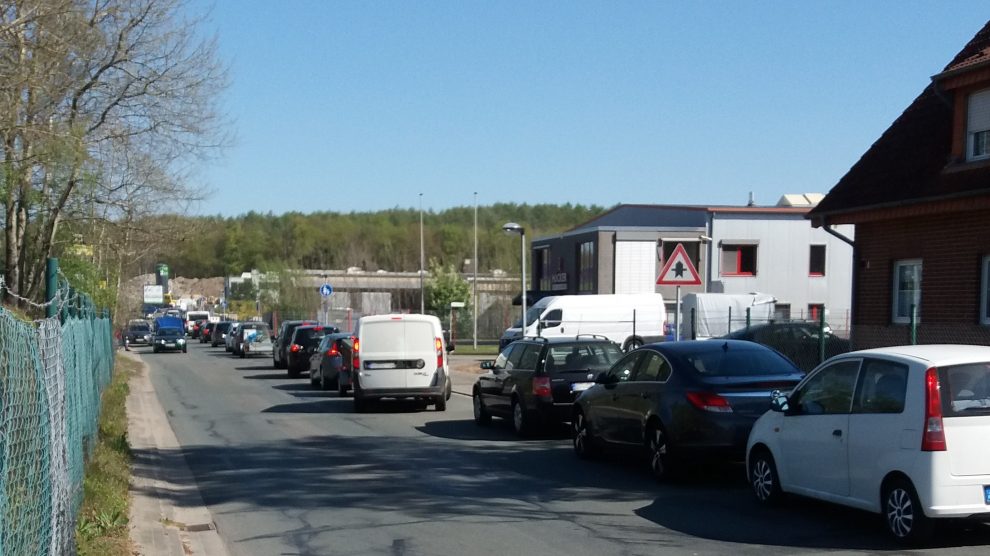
0, 0, 227, 306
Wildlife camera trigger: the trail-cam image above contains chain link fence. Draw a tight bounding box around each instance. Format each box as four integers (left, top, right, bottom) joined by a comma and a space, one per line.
0, 272, 114, 555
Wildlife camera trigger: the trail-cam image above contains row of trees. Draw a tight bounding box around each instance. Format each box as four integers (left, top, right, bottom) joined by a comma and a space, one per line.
0, 0, 226, 313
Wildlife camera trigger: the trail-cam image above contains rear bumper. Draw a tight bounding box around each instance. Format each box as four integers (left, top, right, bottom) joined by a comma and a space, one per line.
918, 458, 990, 518
243, 347, 273, 357
534, 400, 575, 424
669, 412, 759, 460
354, 377, 448, 401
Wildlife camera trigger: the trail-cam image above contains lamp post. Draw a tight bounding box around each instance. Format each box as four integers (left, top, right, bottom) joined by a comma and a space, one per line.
502, 222, 526, 332
419, 193, 425, 314
473, 192, 478, 349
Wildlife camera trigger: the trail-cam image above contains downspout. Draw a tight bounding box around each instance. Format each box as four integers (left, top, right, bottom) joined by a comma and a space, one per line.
821, 221, 855, 248
817, 216, 857, 348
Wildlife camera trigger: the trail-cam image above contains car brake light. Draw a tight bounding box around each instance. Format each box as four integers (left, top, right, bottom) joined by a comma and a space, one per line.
435, 337, 444, 370
327, 344, 339, 357
290, 344, 301, 353
533, 376, 552, 398
353, 338, 360, 369
922, 367, 946, 451
686, 391, 733, 413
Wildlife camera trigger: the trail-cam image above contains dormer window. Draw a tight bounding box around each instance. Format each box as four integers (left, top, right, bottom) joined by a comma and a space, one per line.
967, 88, 990, 161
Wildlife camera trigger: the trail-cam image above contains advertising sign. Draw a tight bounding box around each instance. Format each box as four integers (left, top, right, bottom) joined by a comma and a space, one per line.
143, 285, 164, 304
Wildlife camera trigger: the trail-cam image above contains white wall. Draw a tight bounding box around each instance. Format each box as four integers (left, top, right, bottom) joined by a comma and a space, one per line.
709, 213, 854, 324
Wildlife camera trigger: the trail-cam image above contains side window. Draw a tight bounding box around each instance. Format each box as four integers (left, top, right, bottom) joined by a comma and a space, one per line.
633, 352, 672, 382
506, 343, 528, 370
854, 359, 908, 414
542, 309, 562, 328
495, 344, 516, 370
790, 359, 861, 415
516, 344, 542, 370
608, 352, 643, 382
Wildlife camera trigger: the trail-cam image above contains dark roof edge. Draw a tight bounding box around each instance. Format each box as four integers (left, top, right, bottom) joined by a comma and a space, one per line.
807, 187, 990, 223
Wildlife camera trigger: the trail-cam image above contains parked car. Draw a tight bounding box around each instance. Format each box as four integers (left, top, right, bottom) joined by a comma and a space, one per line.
125, 320, 152, 345
723, 321, 851, 372
473, 336, 624, 436
285, 324, 336, 377
190, 319, 207, 339
151, 327, 187, 353
200, 322, 216, 343
309, 332, 356, 394
225, 322, 241, 352
747, 344, 990, 544
273, 320, 318, 369
235, 322, 274, 359
212, 321, 233, 347
351, 314, 451, 412
572, 340, 804, 480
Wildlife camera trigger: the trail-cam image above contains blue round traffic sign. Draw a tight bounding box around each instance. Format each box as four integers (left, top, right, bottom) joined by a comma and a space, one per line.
319, 284, 333, 297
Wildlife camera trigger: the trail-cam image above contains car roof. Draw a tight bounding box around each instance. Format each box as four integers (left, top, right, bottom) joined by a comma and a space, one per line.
643, 339, 777, 355
835, 344, 990, 367
517, 336, 616, 346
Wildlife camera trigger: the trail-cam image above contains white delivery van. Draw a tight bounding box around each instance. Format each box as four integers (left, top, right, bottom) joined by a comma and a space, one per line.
352, 314, 452, 413
678, 292, 776, 340
499, 293, 665, 352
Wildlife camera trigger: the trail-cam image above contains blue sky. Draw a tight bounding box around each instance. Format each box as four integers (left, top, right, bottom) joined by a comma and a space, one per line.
189, 1, 990, 216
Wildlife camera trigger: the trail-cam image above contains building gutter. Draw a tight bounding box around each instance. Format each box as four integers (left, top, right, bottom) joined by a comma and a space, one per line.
820, 220, 855, 248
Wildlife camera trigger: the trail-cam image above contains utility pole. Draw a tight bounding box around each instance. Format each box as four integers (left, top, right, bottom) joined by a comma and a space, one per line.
473, 192, 478, 349
419, 193, 425, 314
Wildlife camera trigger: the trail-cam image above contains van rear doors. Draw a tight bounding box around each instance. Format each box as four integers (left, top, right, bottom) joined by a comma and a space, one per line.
359, 316, 443, 390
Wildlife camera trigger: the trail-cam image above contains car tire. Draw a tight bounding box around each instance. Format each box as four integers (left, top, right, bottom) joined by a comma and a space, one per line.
749, 448, 783, 505
310, 368, 319, 387
435, 395, 447, 412
288, 364, 300, 379
445, 378, 452, 401
883, 477, 934, 545
511, 398, 532, 437
183, 346, 187, 353
273, 356, 279, 370
319, 368, 333, 391
353, 396, 368, 413
572, 408, 599, 459
239, 350, 245, 358
624, 337, 644, 352
153, 346, 159, 353
473, 389, 491, 426
646, 421, 673, 481
337, 379, 349, 397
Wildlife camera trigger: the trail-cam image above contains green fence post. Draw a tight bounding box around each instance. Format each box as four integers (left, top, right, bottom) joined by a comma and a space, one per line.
727, 306, 732, 335
746, 307, 751, 330
819, 305, 826, 365
45, 257, 59, 319
910, 304, 918, 345
690, 308, 696, 340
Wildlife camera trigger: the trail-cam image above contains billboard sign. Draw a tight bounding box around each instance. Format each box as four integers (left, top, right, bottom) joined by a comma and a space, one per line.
143, 285, 164, 304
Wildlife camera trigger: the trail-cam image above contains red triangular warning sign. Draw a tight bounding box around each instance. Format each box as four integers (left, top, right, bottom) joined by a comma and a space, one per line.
657, 243, 702, 286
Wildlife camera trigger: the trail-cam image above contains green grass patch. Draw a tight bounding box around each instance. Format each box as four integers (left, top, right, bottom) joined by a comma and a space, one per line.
75, 355, 137, 556
450, 344, 500, 356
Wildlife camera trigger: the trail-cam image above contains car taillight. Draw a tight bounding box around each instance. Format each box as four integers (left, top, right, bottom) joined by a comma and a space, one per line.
922, 366, 947, 451
533, 376, 552, 398
353, 338, 360, 369
290, 344, 301, 353
685, 391, 733, 413
327, 344, 339, 357
435, 337, 443, 370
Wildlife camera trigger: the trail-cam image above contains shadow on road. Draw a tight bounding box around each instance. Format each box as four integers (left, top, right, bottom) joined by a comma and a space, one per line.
234, 364, 274, 371
416, 419, 569, 442
243, 373, 291, 380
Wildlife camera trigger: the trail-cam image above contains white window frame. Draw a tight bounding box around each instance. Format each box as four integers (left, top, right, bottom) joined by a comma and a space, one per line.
967, 89, 990, 161
981, 255, 990, 326
892, 259, 922, 325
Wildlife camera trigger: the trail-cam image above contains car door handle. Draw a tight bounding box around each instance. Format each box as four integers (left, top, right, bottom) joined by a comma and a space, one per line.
832, 429, 842, 437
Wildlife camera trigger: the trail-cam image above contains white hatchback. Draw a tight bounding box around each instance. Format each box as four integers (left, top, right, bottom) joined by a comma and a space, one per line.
747, 344, 990, 544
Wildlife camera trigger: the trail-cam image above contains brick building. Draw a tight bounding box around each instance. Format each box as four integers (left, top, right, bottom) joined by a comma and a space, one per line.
808, 21, 990, 348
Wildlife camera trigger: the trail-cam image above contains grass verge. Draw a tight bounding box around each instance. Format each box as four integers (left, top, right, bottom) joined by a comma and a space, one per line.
75, 353, 137, 556
450, 344, 499, 356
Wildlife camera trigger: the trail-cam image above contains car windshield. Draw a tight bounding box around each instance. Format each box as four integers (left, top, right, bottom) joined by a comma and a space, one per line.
158, 328, 183, 338
129, 324, 150, 331
547, 343, 623, 372
941, 362, 990, 416
677, 343, 798, 377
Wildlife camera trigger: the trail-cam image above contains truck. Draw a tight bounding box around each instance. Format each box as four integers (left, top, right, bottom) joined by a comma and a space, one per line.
677, 292, 776, 340
499, 293, 666, 351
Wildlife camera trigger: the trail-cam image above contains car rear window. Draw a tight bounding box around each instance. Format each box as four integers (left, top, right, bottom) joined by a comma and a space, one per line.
361, 320, 435, 353
294, 327, 327, 347
941, 362, 990, 416
129, 324, 150, 331
547, 343, 622, 372
679, 345, 799, 377
216, 323, 231, 333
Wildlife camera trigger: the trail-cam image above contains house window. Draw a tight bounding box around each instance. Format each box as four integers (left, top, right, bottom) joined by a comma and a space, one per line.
577, 241, 595, 292
661, 240, 701, 268
537, 248, 551, 292
720, 244, 757, 276
808, 304, 825, 322
892, 259, 922, 324
967, 89, 990, 161
809, 245, 826, 276
981, 255, 990, 325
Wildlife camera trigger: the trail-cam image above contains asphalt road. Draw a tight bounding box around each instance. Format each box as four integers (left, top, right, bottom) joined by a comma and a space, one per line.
136, 341, 990, 556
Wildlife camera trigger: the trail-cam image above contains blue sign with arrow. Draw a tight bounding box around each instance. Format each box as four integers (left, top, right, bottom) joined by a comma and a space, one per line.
319, 283, 333, 297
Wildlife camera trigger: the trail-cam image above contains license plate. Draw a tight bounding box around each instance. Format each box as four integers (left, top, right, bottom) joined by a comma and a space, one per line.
984, 485, 990, 505
570, 382, 594, 393
366, 362, 396, 370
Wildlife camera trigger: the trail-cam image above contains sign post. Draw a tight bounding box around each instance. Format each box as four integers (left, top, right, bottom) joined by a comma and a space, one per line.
319, 283, 333, 325
656, 243, 702, 341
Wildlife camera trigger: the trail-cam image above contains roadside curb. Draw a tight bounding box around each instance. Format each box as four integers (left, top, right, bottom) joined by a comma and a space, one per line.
124, 350, 231, 556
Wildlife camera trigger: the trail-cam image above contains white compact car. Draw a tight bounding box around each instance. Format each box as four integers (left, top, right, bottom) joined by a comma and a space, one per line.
746, 344, 990, 544
352, 314, 452, 413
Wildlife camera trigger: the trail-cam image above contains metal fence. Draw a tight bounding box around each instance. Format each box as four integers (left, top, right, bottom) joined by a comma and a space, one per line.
0, 265, 114, 555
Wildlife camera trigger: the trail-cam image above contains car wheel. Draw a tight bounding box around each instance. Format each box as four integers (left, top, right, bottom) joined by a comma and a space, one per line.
445, 378, 452, 400
337, 379, 349, 397
646, 422, 673, 481
435, 395, 447, 412
624, 337, 643, 352
319, 368, 331, 391
572, 408, 599, 459
749, 448, 783, 505
310, 368, 320, 387
473, 389, 492, 426
511, 398, 532, 437
288, 364, 300, 379
273, 356, 279, 369
353, 396, 368, 413
183, 346, 188, 353
883, 477, 934, 545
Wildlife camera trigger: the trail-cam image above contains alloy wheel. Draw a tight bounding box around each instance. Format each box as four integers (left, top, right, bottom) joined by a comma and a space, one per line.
751, 458, 774, 501
886, 486, 915, 538
573, 413, 588, 455
513, 402, 524, 433
649, 427, 668, 478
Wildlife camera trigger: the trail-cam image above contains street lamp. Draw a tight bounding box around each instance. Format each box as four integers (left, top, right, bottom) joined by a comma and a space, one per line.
502, 222, 526, 332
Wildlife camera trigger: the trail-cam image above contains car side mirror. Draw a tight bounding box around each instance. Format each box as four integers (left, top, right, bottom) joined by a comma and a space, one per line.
480, 360, 495, 370
770, 391, 790, 413
270, 335, 276, 341
446, 342, 455, 353
595, 371, 617, 385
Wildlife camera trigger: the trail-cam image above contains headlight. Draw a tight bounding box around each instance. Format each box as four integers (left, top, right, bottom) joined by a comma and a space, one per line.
177, 339, 185, 344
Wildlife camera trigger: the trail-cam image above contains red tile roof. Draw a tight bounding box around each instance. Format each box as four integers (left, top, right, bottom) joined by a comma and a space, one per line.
809, 21, 990, 222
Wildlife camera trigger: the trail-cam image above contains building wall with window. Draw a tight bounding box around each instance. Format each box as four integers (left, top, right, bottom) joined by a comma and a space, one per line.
853, 210, 990, 348
709, 212, 853, 322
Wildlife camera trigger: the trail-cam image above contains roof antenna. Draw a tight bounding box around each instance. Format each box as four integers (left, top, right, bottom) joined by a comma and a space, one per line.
747, 191, 755, 207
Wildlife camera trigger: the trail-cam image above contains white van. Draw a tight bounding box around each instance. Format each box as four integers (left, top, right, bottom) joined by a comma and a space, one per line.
499, 293, 665, 351
352, 314, 452, 412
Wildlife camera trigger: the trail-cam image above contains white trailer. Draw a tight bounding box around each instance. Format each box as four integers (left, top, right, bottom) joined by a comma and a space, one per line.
678, 292, 776, 340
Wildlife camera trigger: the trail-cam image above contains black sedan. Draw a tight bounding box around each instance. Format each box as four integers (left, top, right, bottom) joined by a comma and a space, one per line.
572, 340, 804, 480
286, 324, 337, 378
722, 322, 851, 372
308, 333, 355, 395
